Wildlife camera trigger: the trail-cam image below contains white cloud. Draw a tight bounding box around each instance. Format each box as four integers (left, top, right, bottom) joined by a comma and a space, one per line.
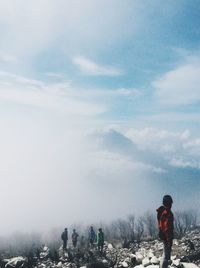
0, 1, 141, 64
183, 138, 200, 156
153, 59, 200, 105
87, 150, 165, 177
73, 56, 123, 76
126, 127, 190, 152
89, 127, 200, 173
169, 157, 200, 169
0, 71, 142, 117
125, 127, 200, 170
88, 128, 168, 173
0, 71, 106, 116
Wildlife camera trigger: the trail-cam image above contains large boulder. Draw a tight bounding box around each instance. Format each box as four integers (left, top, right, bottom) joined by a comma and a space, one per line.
5, 257, 26, 268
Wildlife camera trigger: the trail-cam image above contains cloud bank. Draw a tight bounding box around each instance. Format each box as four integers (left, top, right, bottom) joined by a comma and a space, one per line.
153, 56, 200, 106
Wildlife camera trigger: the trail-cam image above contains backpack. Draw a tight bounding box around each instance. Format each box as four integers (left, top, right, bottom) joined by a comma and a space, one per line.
157, 206, 170, 241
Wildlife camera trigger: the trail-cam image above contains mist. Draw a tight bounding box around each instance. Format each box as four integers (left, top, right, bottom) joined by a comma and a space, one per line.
0, 107, 199, 236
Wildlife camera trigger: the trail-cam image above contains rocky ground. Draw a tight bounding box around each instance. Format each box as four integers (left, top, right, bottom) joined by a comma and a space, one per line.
1, 228, 200, 268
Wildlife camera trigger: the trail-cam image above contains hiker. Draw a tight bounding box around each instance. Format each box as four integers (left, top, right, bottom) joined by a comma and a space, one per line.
157, 195, 174, 268
61, 228, 68, 251
88, 226, 96, 247
97, 228, 104, 253
72, 229, 79, 248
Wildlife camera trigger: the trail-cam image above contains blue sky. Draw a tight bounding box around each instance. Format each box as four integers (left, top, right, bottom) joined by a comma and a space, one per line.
0, 0, 200, 234
1, 0, 200, 126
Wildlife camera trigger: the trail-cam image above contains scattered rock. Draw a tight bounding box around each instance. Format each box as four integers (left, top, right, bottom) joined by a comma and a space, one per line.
5, 256, 26, 268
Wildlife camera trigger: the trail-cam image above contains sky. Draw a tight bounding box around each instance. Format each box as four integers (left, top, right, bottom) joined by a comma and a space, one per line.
0, 0, 200, 235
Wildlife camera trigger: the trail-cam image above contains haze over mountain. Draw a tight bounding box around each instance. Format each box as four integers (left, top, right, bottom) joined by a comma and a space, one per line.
0, 0, 200, 235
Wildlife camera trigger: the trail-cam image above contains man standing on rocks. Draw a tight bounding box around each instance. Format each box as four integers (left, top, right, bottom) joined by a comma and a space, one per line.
88, 226, 96, 247
157, 195, 174, 268
72, 229, 79, 248
61, 228, 68, 251
97, 228, 104, 254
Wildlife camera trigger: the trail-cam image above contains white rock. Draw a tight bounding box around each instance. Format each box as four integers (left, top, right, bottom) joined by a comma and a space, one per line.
134, 265, 145, 268
102, 259, 108, 264
43, 246, 49, 252
146, 265, 159, 268
151, 256, 159, 265
148, 251, 154, 259
172, 259, 181, 267
136, 253, 144, 264
142, 257, 151, 267
173, 239, 179, 246
122, 261, 128, 268
181, 263, 199, 268
108, 243, 113, 250
57, 262, 63, 267
125, 257, 131, 263
5, 257, 25, 268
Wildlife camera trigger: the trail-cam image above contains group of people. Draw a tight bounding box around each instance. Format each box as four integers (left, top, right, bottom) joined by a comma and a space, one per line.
61, 195, 174, 268
61, 226, 104, 253
61, 228, 79, 249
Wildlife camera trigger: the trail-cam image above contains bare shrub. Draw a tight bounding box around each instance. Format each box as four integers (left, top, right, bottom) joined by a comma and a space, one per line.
142, 212, 157, 239
127, 214, 135, 242
175, 210, 198, 238
135, 216, 144, 242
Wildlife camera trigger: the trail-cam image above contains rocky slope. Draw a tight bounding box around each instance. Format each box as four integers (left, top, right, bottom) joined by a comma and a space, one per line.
1, 229, 200, 268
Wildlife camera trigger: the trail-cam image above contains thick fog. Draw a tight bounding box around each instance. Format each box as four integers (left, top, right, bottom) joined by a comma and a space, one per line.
0, 111, 199, 236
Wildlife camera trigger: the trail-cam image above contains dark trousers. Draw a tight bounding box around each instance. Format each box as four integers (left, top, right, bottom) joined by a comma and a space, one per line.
63, 240, 68, 250
160, 241, 172, 268
73, 240, 77, 247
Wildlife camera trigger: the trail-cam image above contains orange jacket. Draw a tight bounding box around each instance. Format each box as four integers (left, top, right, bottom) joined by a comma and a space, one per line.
157, 206, 174, 242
